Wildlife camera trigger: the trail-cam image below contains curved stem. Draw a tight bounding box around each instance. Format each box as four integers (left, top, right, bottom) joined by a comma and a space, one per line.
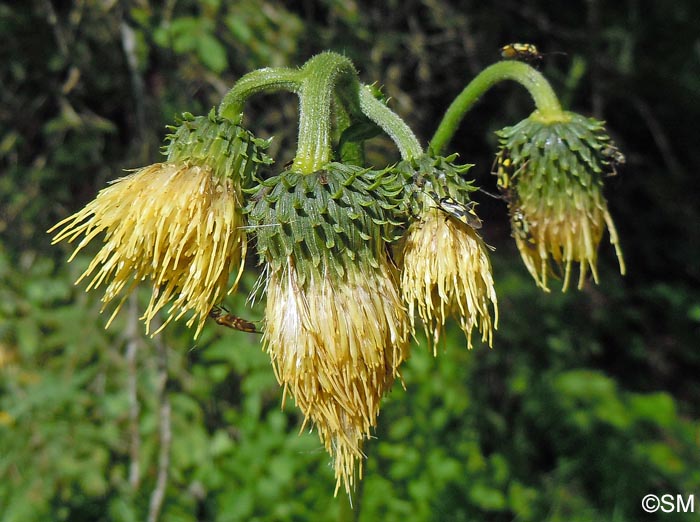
218, 67, 302, 121
358, 85, 423, 160
293, 52, 359, 174
430, 61, 564, 154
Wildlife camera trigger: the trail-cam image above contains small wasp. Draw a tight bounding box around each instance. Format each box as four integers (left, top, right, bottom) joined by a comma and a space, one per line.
427, 191, 483, 230
500, 43, 543, 64
209, 306, 260, 334
500, 43, 566, 67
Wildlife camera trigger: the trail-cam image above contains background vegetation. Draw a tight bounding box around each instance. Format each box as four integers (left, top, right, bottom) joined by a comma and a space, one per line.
2, 1, 699, 520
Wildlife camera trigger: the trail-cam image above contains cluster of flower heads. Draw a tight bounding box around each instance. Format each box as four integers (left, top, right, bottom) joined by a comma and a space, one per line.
49, 56, 625, 498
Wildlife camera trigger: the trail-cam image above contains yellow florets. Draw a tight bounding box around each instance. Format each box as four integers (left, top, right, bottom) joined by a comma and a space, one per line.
263, 257, 409, 496
400, 207, 498, 350
49, 161, 246, 336
508, 185, 624, 291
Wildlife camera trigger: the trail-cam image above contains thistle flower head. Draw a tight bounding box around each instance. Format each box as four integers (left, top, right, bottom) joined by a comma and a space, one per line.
494, 111, 626, 291
247, 163, 408, 495
49, 111, 271, 335
397, 155, 498, 349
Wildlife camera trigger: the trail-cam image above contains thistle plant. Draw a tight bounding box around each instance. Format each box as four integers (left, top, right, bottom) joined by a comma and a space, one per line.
49, 49, 625, 497
397, 155, 497, 350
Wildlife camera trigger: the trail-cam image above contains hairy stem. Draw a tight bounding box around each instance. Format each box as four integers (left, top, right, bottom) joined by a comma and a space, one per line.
358, 85, 423, 159
218, 67, 302, 121
430, 60, 563, 153
293, 52, 359, 173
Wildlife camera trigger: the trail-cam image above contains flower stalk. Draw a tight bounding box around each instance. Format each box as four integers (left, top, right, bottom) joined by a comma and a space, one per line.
430, 60, 564, 154
358, 84, 423, 159
293, 52, 360, 173
218, 66, 302, 121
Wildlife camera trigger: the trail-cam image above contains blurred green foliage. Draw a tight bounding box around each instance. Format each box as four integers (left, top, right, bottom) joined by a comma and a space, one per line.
2, 1, 699, 521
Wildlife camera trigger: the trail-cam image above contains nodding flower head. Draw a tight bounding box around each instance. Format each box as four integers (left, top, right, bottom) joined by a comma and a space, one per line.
494, 111, 626, 291
397, 155, 498, 350
246, 162, 408, 496
48, 111, 271, 336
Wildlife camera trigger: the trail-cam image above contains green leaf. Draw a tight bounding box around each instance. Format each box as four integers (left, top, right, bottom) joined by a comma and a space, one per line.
197, 33, 228, 73
628, 392, 677, 428
469, 483, 507, 510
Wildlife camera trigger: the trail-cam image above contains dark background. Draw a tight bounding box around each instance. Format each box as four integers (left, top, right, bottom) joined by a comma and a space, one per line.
1, 1, 699, 520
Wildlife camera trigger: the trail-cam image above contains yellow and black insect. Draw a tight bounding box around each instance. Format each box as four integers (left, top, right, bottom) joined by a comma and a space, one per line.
493, 154, 513, 190
427, 191, 483, 229
500, 43, 566, 67
500, 43, 543, 64
209, 306, 260, 334
510, 206, 535, 243
492, 150, 521, 190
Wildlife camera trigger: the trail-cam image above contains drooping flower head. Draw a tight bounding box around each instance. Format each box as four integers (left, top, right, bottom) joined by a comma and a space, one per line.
246, 163, 409, 495
49, 111, 271, 335
494, 111, 626, 291
398, 155, 498, 350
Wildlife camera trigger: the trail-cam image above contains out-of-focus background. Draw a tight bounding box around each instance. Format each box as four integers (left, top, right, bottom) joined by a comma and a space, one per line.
1, 1, 699, 521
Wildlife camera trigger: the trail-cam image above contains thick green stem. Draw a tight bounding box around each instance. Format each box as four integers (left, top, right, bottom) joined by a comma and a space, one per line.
293, 52, 359, 174
430, 60, 564, 154
218, 67, 302, 121
358, 85, 423, 160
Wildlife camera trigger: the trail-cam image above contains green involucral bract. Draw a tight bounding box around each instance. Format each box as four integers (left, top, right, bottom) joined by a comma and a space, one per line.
395, 154, 478, 217
165, 109, 273, 185
245, 162, 405, 284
